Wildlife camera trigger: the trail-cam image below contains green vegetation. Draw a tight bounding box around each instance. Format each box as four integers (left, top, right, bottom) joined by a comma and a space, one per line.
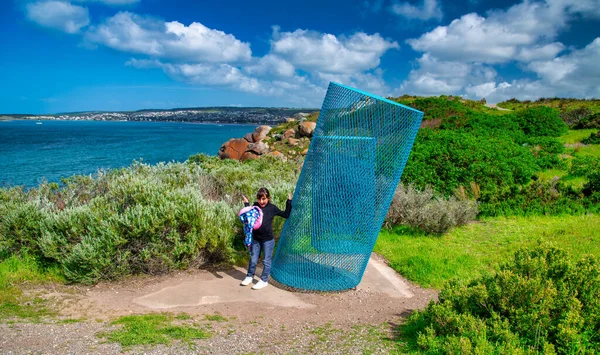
0, 255, 61, 321
2, 94, 600, 351
514, 106, 568, 137
375, 214, 600, 289
497, 97, 600, 113
400, 245, 600, 354
98, 313, 210, 347
558, 128, 599, 144
204, 313, 227, 322
392, 97, 600, 217
1, 157, 297, 284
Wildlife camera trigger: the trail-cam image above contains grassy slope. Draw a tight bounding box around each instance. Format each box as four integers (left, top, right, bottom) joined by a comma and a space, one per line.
374, 214, 600, 289
497, 98, 600, 112
535, 128, 600, 188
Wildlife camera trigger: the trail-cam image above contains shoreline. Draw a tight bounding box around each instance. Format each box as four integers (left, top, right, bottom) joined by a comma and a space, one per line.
0, 118, 267, 126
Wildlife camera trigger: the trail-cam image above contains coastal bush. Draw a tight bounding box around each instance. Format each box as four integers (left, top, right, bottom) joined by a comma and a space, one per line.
0, 157, 300, 283
575, 112, 600, 129
560, 107, 593, 128
396, 96, 477, 125
582, 170, 600, 202
515, 107, 568, 137
385, 184, 478, 234
401, 245, 600, 354
582, 131, 600, 145
569, 156, 600, 177
459, 113, 525, 142
402, 129, 538, 201
480, 178, 598, 216
524, 136, 567, 170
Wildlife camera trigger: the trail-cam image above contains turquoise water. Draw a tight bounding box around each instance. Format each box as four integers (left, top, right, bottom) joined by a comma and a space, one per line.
0, 120, 255, 187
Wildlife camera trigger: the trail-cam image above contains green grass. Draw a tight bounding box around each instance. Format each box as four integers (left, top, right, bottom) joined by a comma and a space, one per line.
204, 313, 227, 322
374, 214, 600, 289
98, 313, 210, 347
0, 255, 63, 321
559, 129, 600, 144
537, 169, 588, 188
537, 168, 568, 180
573, 143, 600, 158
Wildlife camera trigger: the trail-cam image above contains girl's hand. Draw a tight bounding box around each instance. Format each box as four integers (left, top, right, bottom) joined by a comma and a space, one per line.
241, 194, 249, 203
288, 192, 293, 200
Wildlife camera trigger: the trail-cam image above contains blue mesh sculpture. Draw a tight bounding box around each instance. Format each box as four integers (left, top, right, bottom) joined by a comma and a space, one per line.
271, 82, 424, 291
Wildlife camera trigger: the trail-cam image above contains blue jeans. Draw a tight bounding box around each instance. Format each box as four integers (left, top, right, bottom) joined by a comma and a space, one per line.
247, 239, 275, 282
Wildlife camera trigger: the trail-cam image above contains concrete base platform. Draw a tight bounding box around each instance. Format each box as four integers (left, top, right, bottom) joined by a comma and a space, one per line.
133, 253, 414, 310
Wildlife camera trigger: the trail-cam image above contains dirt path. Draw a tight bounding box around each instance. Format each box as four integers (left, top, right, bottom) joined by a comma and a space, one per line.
485, 103, 511, 111
1, 254, 437, 354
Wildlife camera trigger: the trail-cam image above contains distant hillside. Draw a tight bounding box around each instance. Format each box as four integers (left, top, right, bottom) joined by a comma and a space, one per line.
0, 107, 319, 125
497, 97, 600, 113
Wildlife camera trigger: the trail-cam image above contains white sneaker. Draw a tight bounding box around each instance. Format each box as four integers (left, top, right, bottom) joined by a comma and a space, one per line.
240, 276, 253, 286
252, 280, 268, 290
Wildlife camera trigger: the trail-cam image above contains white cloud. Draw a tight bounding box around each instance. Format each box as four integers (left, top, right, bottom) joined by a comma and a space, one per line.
391, 0, 443, 21
26, 0, 90, 34
85, 12, 252, 63
406, 0, 600, 65
516, 42, 565, 61
397, 54, 497, 96
270, 29, 398, 74
81, 14, 396, 104
466, 38, 600, 102
400, 0, 600, 102
407, 12, 544, 64
316, 70, 389, 96
243, 55, 296, 78
127, 58, 326, 106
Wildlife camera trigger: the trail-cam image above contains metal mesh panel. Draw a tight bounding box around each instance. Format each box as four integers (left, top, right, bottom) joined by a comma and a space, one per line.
271, 82, 424, 291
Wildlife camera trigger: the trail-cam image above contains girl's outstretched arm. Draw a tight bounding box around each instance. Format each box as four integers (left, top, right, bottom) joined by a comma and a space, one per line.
276, 194, 293, 218
241, 194, 250, 207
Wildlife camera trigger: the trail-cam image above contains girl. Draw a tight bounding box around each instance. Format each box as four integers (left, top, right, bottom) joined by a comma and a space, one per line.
240, 187, 292, 290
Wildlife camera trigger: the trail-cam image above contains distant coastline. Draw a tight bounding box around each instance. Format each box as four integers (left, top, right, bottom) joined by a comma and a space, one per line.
0, 107, 319, 125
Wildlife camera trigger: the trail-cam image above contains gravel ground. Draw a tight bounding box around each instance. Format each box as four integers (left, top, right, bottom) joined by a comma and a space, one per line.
0, 264, 437, 354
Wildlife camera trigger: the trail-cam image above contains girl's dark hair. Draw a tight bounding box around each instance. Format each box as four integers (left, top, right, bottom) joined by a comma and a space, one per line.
256, 187, 270, 199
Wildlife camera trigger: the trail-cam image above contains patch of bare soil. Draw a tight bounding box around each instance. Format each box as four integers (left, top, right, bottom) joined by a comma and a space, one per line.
1, 260, 437, 354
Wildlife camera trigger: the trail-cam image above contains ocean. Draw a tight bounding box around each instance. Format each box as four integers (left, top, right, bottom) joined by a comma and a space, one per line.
0, 120, 256, 188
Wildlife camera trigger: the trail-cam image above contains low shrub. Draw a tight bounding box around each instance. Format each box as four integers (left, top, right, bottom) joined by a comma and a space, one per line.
515, 107, 568, 137
569, 156, 600, 177
402, 245, 600, 354
480, 178, 597, 216
582, 170, 600, 202
403, 129, 538, 201
582, 131, 600, 145
385, 184, 478, 234
0, 157, 299, 284
459, 113, 525, 142
560, 107, 593, 128
525, 136, 567, 170
575, 112, 600, 129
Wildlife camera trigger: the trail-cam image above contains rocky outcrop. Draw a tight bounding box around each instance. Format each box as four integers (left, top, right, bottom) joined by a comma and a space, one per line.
243, 132, 254, 142
240, 151, 260, 161
218, 125, 273, 161
218, 120, 315, 162
298, 122, 316, 138
218, 138, 250, 160
252, 125, 272, 142
283, 129, 295, 139
247, 141, 270, 155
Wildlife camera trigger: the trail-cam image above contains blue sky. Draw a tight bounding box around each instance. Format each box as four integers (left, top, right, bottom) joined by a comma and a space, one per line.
1, 0, 599, 114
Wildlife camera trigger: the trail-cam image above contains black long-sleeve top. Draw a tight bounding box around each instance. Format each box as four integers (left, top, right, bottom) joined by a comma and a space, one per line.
244, 200, 292, 242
